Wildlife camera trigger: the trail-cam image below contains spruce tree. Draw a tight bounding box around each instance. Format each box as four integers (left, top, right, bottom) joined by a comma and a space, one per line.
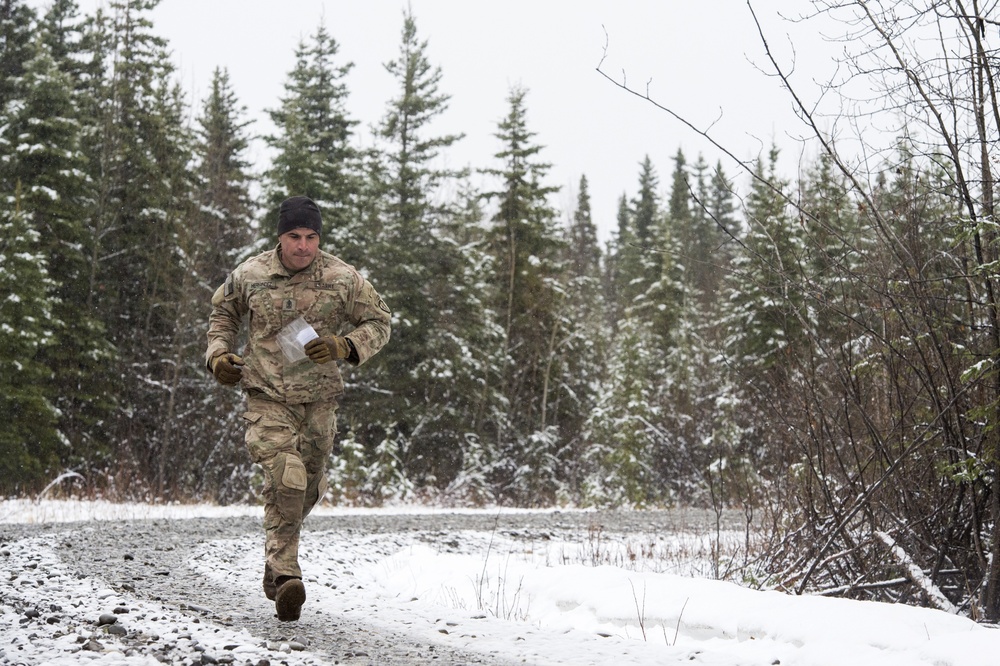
708, 161, 738, 242
349, 8, 473, 493
0, 198, 59, 493
798, 152, 867, 350
558, 175, 608, 500
604, 193, 632, 329
712, 147, 810, 507
0, 30, 113, 478
194, 67, 256, 285
567, 175, 602, 287
655, 151, 743, 506
685, 155, 734, 307
590, 161, 681, 505
722, 146, 807, 374
582, 312, 661, 507
481, 86, 564, 504
647, 150, 727, 499
441, 182, 508, 504
139, 74, 198, 497
616, 156, 660, 306
178, 67, 256, 501
81, 0, 193, 495
263, 23, 359, 257
666, 149, 692, 259
643, 151, 687, 347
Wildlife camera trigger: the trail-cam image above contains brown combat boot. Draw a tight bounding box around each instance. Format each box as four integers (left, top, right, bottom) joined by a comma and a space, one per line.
275, 576, 306, 621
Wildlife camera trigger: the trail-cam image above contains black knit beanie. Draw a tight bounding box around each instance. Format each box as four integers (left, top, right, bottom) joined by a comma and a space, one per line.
277, 196, 322, 236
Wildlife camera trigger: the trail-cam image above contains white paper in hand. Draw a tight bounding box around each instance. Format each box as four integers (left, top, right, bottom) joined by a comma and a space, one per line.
277, 316, 319, 363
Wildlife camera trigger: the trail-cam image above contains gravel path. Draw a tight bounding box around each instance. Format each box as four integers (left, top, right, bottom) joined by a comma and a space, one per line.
1, 508, 737, 665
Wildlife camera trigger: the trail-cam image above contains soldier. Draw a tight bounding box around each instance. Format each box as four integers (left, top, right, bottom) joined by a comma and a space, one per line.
206, 195, 391, 621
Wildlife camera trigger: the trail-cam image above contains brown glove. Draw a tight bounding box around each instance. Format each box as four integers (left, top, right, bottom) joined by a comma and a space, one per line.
304, 336, 350, 364
210, 352, 245, 385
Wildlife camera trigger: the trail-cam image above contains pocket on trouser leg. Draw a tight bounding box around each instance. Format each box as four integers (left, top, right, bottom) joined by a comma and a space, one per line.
300, 402, 335, 517
243, 412, 297, 465
302, 404, 337, 459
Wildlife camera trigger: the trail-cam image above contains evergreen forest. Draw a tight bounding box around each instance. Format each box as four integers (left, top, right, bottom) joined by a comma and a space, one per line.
5, 0, 1000, 619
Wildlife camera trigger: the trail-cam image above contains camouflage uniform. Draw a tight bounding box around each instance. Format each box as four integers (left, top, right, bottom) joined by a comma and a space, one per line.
206, 246, 390, 583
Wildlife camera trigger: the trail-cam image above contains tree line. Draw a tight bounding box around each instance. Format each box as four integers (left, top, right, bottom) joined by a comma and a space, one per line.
4, 0, 1000, 619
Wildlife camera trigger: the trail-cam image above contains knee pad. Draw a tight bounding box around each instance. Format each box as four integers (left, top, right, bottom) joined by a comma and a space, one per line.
276, 453, 308, 493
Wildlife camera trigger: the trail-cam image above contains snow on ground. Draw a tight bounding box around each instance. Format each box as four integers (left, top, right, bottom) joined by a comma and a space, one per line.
2, 532, 307, 666
2, 499, 999, 665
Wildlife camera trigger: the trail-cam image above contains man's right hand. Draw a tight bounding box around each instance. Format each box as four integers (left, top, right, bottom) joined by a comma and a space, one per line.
210, 353, 245, 385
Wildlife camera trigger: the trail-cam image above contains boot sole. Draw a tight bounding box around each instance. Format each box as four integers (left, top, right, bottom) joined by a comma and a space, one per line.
275, 578, 306, 621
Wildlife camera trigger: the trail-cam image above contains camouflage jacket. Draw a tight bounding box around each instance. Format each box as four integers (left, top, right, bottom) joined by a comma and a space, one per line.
205, 246, 391, 404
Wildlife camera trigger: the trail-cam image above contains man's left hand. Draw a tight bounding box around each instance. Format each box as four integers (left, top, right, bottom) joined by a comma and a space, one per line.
304, 336, 350, 364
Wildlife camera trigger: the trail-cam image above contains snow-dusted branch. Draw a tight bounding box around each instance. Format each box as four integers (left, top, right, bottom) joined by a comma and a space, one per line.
875, 531, 958, 614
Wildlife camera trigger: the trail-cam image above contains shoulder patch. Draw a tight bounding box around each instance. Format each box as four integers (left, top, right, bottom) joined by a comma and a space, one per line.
213, 273, 238, 306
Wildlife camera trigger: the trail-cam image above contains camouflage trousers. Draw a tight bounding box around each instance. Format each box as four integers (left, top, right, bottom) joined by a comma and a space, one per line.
242, 393, 336, 580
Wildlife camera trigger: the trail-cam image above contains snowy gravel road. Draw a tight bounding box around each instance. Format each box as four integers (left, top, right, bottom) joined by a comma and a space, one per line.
1, 509, 733, 665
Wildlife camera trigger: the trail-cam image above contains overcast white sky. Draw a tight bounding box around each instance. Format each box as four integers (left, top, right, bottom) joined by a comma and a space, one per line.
36, 1, 840, 241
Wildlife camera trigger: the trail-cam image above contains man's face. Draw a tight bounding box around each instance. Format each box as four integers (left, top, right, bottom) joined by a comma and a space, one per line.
279, 228, 320, 272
